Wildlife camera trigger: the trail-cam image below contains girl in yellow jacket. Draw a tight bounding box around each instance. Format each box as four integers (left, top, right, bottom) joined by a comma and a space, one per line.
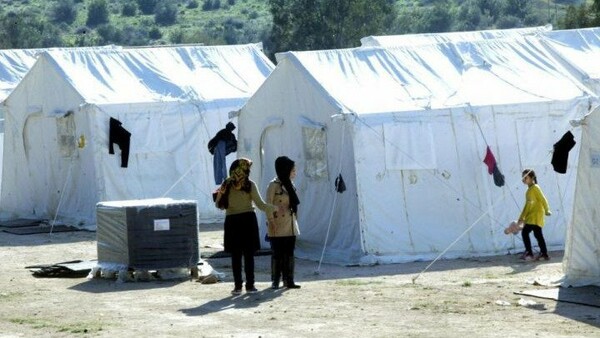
518, 169, 551, 261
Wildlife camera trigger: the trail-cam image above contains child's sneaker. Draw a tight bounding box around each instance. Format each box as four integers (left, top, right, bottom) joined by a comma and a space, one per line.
519, 252, 531, 260
520, 253, 534, 261
535, 253, 550, 261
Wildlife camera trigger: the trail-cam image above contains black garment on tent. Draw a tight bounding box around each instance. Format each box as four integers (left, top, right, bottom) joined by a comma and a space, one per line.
551, 131, 576, 174
109, 117, 131, 168
492, 165, 505, 187
208, 122, 237, 155
335, 174, 346, 193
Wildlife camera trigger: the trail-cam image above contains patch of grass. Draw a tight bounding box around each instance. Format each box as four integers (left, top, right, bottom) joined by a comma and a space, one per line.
9, 317, 106, 334
462, 281, 472, 287
0, 292, 24, 302
335, 279, 384, 286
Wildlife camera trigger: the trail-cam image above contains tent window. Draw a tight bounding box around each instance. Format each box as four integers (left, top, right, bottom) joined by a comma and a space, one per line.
384, 122, 436, 170
56, 113, 76, 158
302, 126, 327, 179
515, 118, 551, 166
591, 151, 600, 168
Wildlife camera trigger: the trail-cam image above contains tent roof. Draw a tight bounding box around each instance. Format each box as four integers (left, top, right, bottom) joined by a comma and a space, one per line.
360, 25, 551, 47
0, 46, 122, 102
0, 49, 43, 102
540, 27, 600, 82
275, 36, 591, 116
31, 43, 274, 105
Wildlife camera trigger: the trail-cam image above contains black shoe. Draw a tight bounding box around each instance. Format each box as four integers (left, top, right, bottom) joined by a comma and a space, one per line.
271, 282, 280, 290
231, 288, 242, 295
245, 286, 258, 293
286, 282, 301, 289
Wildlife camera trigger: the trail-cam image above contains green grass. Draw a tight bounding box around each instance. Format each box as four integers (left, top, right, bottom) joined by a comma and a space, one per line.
8, 317, 106, 334
0, 291, 25, 302
335, 279, 384, 286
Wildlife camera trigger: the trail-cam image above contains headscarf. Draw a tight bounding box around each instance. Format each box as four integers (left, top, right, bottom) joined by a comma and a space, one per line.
225, 158, 252, 192
275, 156, 300, 214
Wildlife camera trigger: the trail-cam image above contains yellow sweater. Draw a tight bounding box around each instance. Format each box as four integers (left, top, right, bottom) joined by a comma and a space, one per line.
519, 184, 550, 227
222, 181, 271, 216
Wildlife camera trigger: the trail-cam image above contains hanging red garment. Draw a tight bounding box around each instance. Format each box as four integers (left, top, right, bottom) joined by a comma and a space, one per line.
483, 146, 496, 175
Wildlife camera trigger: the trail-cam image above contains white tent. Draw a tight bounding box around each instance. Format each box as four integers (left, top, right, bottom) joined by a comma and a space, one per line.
0, 43, 274, 227
360, 25, 551, 47
0, 49, 55, 194
0, 46, 121, 198
539, 27, 600, 95
562, 105, 600, 287
237, 37, 596, 265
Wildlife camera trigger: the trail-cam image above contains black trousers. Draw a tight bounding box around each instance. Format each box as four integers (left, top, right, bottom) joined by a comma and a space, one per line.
271, 236, 296, 257
270, 236, 296, 283
231, 249, 255, 288
522, 223, 547, 255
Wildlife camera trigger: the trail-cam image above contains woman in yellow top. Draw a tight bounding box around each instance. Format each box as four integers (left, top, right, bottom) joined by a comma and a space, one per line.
517, 169, 551, 261
266, 156, 301, 289
215, 158, 274, 295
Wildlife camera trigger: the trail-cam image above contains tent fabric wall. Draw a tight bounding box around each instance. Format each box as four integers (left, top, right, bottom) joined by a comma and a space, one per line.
238, 37, 596, 265
0, 43, 274, 227
562, 106, 600, 287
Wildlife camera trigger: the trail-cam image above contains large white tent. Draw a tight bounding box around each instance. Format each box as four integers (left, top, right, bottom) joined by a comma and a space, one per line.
237, 36, 596, 265
0, 46, 121, 198
360, 25, 551, 47
562, 105, 600, 287
0, 49, 58, 193
0, 43, 274, 227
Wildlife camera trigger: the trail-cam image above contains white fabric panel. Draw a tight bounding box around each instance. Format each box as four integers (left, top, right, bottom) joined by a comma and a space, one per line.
515, 117, 553, 166
563, 107, 600, 287
384, 121, 436, 170
361, 25, 551, 47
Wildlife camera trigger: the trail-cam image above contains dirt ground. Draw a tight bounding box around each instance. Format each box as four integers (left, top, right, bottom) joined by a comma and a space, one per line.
0, 223, 598, 338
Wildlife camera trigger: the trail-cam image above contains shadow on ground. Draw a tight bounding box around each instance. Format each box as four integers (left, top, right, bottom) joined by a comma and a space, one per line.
180, 288, 286, 316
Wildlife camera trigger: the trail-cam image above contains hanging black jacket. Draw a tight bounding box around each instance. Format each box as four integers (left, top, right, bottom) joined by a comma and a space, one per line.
208, 122, 237, 155
109, 117, 131, 168
551, 131, 576, 174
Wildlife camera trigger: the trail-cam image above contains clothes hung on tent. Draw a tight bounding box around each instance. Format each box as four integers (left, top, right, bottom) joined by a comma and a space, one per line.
208, 122, 238, 185
551, 131, 576, 174
483, 146, 505, 187
108, 117, 131, 168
